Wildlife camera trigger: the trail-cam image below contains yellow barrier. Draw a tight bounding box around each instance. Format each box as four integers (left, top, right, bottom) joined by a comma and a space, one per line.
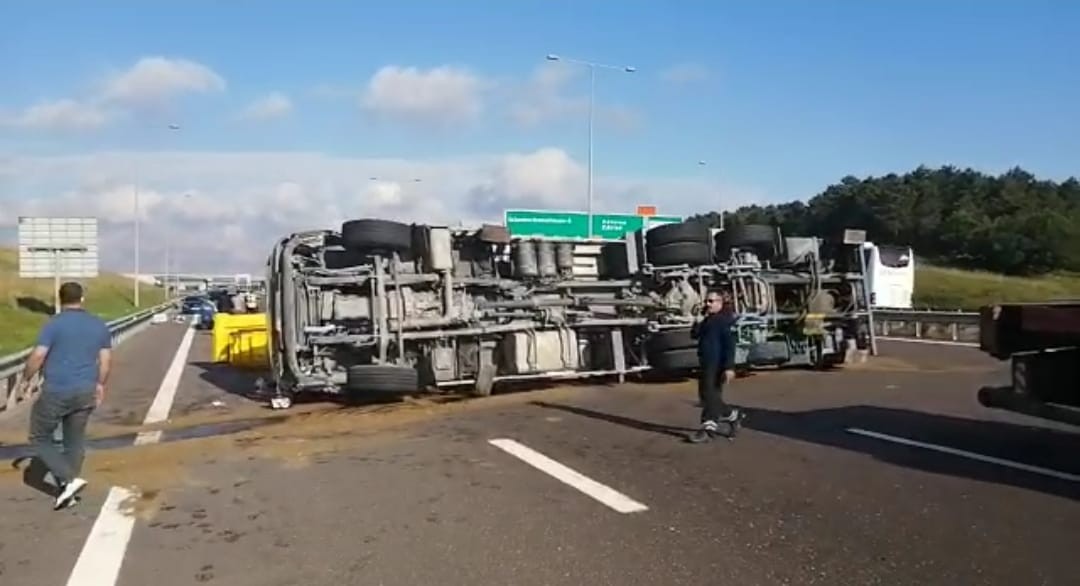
212, 312, 269, 369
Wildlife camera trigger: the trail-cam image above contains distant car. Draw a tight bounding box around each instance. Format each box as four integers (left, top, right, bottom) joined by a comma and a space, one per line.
180, 295, 214, 315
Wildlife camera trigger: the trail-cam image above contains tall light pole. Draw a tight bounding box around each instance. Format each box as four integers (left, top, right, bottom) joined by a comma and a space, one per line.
164, 192, 192, 297
369, 177, 422, 184
133, 173, 140, 307
134, 122, 181, 307
368, 176, 422, 202
545, 54, 636, 238
697, 160, 724, 230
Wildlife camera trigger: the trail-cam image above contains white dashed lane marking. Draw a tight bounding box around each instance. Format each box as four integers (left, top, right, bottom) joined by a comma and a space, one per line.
489, 437, 649, 514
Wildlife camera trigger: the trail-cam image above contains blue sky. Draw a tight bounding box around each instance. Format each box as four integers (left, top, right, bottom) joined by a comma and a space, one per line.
1, 1, 1077, 271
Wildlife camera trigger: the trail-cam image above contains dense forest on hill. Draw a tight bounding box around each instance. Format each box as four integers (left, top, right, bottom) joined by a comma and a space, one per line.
690, 166, 1080, 275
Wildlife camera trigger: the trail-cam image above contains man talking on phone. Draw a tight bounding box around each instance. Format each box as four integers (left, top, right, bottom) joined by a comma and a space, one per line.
688, 289, 740, 443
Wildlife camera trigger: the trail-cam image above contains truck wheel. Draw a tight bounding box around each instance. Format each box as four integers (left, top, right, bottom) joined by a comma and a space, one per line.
650, 348, 700, 370
715, 224, 779, 258
345, 365, 420, 394
323, 249, 369, 269
646, 328, 696, 353
646, 241, 713, 267
646, 221, 712, 246
341, 219, 414, 253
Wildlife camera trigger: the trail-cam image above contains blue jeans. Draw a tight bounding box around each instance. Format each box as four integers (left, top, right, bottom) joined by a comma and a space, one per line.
28, 390, 96, 485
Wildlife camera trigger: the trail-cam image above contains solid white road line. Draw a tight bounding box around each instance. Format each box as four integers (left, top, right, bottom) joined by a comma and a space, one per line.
138, 323, 197, 428
846, 427, 1080, 483
67, 322, 197, 586
877, 336, 979, 347
488, 438, 648, 513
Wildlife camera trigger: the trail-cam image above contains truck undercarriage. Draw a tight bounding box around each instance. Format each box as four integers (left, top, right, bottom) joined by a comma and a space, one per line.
264, 218, 872, 405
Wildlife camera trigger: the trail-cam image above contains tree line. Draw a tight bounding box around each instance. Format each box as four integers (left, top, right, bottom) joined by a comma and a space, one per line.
690, 166, 1080, 275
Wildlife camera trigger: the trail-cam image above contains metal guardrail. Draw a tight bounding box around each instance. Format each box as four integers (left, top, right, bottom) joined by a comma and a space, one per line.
872, 308, 980, 344
0, 300, 175, 417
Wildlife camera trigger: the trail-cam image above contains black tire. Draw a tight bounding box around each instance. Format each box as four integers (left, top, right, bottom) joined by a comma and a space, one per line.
345, 365, 419, 394
341, 219, 414, 253
649, 348, 700, 370
715, 224, 778, 257
646, 221, 711, 247
646, 241, 713, 266
646, 328, 696, 353
323, 249, 368, 269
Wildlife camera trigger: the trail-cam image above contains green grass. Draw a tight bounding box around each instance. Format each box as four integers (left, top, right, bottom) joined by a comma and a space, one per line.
0, 248, 166, 355
914, 265, 1080, 310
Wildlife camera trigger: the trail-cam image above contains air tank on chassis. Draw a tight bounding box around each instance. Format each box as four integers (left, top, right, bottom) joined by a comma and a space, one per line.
263, 217, 872, 406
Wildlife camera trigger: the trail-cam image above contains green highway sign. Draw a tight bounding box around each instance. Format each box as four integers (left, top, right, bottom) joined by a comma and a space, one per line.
505, 210, 589, 239
505, 209, 683, 240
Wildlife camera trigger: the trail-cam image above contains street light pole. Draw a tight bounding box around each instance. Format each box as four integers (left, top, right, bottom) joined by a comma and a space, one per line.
134, 122, 181, 306
133, 176, 140, 307
368, 176, 422, 201
588, 65, 595, 237
170, 192, 190, 295
545, 54, 635, 239
369, 177, 422, 183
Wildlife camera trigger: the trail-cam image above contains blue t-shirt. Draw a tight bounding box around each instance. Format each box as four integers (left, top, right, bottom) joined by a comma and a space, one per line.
35, 309, 112, 395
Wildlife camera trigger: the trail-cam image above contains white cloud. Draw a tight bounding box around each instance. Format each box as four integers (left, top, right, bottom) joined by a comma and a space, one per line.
361, 65, 485, 126
508, 62, 584, 127
0, 99, 111, 131
0, 149, 765, 273
660, 63, 711, 84
1, 56, 225, 134
100, 56, 226, 107
238, 92, 293, 121
469, 147, 585, 210
506, 62, 643, 133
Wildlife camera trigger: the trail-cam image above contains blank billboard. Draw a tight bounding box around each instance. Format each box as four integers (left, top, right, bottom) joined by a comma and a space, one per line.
18, 216, 100, 278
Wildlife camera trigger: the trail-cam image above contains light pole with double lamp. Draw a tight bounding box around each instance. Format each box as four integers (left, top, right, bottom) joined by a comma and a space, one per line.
544, 54, 636, 238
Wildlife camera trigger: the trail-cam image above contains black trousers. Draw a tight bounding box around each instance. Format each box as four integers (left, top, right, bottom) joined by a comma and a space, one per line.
697, 361, 731, 424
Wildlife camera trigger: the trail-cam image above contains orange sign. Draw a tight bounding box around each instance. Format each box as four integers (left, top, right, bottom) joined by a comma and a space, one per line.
636, 205, 657, 217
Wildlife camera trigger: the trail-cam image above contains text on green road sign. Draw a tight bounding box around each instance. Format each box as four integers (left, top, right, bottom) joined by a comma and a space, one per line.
505, 209, 682, 240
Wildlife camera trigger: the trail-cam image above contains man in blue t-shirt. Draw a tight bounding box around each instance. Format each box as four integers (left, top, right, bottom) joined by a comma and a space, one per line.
20, 281, 112, 509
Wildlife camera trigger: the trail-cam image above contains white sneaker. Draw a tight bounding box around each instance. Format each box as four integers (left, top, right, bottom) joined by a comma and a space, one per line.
54, 478, 87, 510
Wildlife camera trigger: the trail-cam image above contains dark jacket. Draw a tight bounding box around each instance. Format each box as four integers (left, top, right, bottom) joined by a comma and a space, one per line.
691, 311, 737, 369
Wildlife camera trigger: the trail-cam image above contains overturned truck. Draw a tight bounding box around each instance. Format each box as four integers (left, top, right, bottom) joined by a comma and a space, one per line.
264, 218, 872, 406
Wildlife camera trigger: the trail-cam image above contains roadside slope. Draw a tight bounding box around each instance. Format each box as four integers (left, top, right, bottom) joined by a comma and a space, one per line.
915, 265, 1080, 310
0, 248, 165, 354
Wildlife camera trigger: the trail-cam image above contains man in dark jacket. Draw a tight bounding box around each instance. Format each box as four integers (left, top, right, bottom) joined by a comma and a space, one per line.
688, 289, 740, 443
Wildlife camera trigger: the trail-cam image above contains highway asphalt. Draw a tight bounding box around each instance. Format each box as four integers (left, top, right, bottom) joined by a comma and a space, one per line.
0, 321, 1077, 585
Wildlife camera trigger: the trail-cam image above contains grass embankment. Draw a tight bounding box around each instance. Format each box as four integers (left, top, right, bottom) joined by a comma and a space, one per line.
914, 265, 1080, 310
0, 248, 166, 355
